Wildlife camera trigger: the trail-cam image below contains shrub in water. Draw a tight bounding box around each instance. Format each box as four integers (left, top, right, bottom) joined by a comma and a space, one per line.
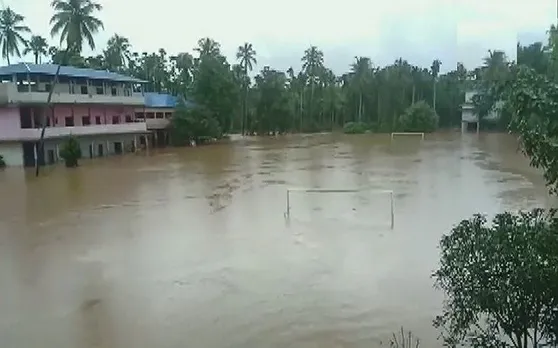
59, 135, 82, 167
343, 121, 368, 134
398, 101, 438, 133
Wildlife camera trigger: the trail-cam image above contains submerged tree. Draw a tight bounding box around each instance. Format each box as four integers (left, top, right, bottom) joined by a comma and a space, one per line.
433, 209, 558, 348
59, 135, 82, 167
398, 101, 438, 132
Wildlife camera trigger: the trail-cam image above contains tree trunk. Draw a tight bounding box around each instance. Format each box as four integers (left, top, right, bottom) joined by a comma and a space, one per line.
358, 92, 363, 122
412, 85, 416, 104
35, 53, 39, 64
433, 80, 437, 112
6, 56, 10, 65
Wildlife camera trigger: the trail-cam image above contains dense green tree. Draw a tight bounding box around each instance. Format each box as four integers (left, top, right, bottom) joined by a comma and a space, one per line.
0, 7, 30, 65
398, 101, 438, 132
24, 35, 48, 64
170, 103, 221, 145
433, 209, 558, 348
50, 0, 104, 53
104, 34, 131, 71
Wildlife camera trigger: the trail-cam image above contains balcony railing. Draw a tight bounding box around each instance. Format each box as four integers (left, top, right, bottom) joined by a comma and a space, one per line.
0, 122, 148, 141
0, 83, 145, 106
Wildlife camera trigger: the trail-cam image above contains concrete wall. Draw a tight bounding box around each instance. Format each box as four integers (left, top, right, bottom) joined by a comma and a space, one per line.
0, 106, 20, 138
0, 142, 23, 166
0, 134, 138, 167
50, 105, 136, 126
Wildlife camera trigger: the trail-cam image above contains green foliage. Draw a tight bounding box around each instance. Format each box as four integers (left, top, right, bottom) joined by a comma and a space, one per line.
0, 154, 5, 168
433, 209, 558, 348
251, 67, 291, 134
59, 135, 82, 167
343, 122, 369, 134
499, 65, 558, 194
170, 104, 221, 146
190, 55, 240, 134
398, 101, 438, 132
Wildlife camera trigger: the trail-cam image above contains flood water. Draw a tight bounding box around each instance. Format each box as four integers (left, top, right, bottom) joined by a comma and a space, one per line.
0, 132, 554, 348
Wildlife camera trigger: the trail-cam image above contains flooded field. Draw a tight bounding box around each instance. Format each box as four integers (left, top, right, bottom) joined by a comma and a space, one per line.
0, 132, 553, 348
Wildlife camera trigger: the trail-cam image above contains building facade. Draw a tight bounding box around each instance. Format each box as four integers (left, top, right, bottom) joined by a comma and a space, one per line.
461, 90, 500, 133
0, 63, 149, 167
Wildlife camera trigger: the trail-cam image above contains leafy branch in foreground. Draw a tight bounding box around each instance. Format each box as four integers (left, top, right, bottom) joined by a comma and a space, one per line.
433, 209, 558, 348
503, 66, 558, 194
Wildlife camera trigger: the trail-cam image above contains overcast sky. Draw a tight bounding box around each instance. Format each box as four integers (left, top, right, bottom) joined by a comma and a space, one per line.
3, 0, 557, 74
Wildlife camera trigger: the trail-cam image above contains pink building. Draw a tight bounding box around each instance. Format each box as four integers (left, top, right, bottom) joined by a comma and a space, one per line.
0, 63, 149, 167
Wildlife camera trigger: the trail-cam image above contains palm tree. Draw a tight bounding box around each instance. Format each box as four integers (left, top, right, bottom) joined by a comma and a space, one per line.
302, 46, 324, 126
0, 7, 31, 65
350, 56, 372, 122
24, 35, 48, 64
431, 59, 441, 111
50, 0, 104, 53
236, 42, 257, 135
194, 37, 220, 58
104, 34, 131, 70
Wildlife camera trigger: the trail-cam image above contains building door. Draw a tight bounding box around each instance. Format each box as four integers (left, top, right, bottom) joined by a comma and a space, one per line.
47, 150, 55, 164
89, 144, 93, 158
114, 142, 123, 154
98, 143, 104, 157
22, 142, 35, 167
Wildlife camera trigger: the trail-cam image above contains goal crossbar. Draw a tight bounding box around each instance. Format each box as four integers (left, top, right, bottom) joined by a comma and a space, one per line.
390, 132, 425, 141
285, 187, 394, 229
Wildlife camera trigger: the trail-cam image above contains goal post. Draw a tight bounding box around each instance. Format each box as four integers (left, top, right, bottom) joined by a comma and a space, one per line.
390, 132, 425, 141
284, 187, 394, 229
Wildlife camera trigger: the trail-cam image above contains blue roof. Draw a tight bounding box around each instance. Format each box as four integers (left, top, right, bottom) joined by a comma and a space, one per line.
144, 92, 195, 108
0, 63, 146, 83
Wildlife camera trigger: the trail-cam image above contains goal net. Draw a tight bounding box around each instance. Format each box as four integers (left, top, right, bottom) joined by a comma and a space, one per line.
390, 132, 425, 141
284, 187, 394, 229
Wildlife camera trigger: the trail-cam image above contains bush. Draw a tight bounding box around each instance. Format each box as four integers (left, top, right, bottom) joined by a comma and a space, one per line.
0, 154, 5, 168
398, 101, 438, 132
59, 135, 82, 167
433, 209, 558, 348
170, 104, 222, 146
343, 121, 369, 134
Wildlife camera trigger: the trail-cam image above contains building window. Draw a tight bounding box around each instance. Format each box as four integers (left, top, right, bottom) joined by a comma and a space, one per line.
65, 116, 74, 127
81, 85, 88, 95
146, 113, 154, 119
165, 112, 172, 119
96, 86, 103, 94
125, 115, 132, 123
82, 116, 91, 126
44, 84, 51, 92
112, 116, 120, 124
111, 87, 117, 96
95, 116, 102, 125
135, 112, 145, 119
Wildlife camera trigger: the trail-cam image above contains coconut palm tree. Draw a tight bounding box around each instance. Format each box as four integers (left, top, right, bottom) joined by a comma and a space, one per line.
301, 46, 324, 124
236, 42, 257, 135
194, 37, 220, 59
0, 7, 31, 65
50, 0, 104, 53
350, 56, 372, 122
24, 35, 49, 63
104, 34, 131, 70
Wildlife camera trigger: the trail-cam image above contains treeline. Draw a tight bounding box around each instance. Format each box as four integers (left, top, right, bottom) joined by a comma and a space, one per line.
1, 0, 518, 138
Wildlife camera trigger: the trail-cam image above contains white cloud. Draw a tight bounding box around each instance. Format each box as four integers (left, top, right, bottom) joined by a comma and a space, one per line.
2, 0, 556, 74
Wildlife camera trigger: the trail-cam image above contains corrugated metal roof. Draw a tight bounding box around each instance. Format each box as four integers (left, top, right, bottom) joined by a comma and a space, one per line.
144, 92, 195, 108
0, 63, 146, 83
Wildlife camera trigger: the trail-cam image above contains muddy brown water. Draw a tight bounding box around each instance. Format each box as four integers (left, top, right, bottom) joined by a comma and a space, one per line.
0, 133, 554, 348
